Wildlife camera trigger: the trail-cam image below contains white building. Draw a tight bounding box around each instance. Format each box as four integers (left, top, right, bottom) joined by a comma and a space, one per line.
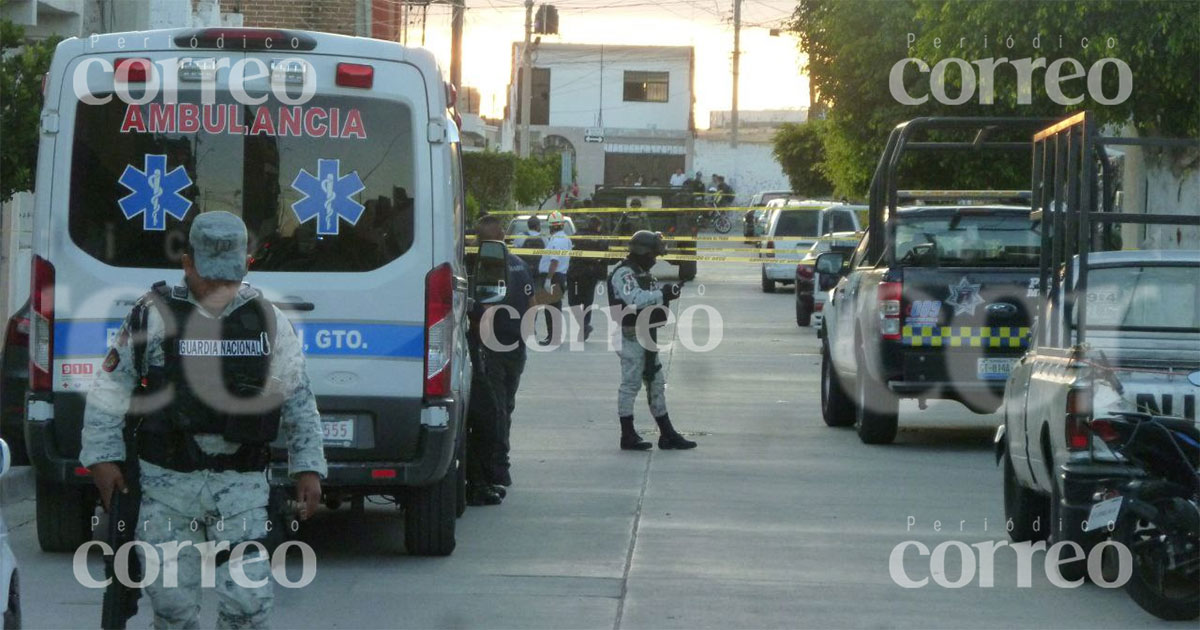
505, 43, 695, 195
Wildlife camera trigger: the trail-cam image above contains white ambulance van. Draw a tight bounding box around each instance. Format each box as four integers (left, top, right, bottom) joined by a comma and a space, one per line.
27, 28, 482, 556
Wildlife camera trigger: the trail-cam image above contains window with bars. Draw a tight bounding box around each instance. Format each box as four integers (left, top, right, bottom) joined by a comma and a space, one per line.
623, 71, 669, 103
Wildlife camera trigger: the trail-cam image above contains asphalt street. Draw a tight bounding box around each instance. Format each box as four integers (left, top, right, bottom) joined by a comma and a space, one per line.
6, 248, 1174, 629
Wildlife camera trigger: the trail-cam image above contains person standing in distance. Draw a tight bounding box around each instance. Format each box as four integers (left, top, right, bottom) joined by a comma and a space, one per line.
80, 211, 327, 629
607, 230, 697, 451
538, 211, 572, 345
567, 215, 608, 341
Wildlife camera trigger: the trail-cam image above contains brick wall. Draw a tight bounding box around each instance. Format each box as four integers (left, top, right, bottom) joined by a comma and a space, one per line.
214, 0, 360, 35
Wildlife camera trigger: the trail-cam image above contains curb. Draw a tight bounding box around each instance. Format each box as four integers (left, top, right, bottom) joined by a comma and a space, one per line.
0, 466, 34, 506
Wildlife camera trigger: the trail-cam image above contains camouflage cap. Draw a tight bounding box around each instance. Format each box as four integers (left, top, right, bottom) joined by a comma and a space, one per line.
188, 211, 248, 281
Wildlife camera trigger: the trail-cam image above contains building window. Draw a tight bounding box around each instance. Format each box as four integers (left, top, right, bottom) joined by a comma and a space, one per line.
516, 67, 551, 125
623, 71, 669, 103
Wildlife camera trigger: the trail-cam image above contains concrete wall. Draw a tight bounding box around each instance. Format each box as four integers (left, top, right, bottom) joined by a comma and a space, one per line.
692, 138, 790, 206
1122, 147, 1200, 250
217, 0, 363, 35
513, 44, 693, 132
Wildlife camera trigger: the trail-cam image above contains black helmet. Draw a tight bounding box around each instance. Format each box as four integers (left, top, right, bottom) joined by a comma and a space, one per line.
629, 230, 665, 256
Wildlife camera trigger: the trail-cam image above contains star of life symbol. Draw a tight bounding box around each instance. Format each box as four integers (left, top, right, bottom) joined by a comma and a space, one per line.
290, 159, 366, 236
117, 154, 193, 230
946, 277, 986, 316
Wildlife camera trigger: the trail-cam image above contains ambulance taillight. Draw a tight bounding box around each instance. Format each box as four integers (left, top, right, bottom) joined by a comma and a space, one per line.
29, 256, 55, 393
335, 63, 374, 89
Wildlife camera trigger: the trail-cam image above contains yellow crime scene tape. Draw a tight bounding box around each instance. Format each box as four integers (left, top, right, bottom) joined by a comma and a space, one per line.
485, 206, 763, 215
466, 246, 817, 265
463, 233, 862, 243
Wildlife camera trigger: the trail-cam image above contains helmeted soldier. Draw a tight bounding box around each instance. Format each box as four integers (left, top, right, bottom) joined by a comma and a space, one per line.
607, 230, 698, 451
80, 211, 327, 629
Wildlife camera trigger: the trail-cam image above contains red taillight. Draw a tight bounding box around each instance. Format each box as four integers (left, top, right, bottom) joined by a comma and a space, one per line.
1089, 419, 1120, 443
114, 57, 151, 83
75, 466, 92, 477
336, 63, 374, 88
879, 281, 902, 341
424, 263, 454, 400
797, 264, 814, 279
30, 256, 55, 392
765, 240, 775, 258
4, 315, 28, 348
1065, 388, 1093, 451
371, 469, 397, 479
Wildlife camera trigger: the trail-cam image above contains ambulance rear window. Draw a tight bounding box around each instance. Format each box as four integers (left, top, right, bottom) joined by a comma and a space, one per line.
68, 92, 416, 272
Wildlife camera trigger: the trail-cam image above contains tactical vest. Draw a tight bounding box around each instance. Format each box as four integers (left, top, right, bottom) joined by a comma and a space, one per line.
130, 282, 283, 472
607, 259, 667, 328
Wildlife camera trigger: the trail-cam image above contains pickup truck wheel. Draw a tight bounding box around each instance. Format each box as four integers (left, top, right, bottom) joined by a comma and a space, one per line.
404, 471, 458, 556
1003, 454, 1048, 542
677, 261, 697, 282
761, 270, 776, 293
36, 479, 92, 552
854, 362, 899, 444
821, 345, 855, 427
795, 300, 812, 327
1049, 481, 1089, 582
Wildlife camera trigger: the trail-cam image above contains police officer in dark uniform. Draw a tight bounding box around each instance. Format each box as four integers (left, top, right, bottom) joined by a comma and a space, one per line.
607, 231, 698, 451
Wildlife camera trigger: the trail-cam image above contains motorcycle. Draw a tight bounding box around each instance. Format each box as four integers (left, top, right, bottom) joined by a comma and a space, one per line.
1088, 411, 1200, 620
695, 188, 733, 234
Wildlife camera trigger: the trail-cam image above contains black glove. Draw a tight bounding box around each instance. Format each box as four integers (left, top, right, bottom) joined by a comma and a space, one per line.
661, 282, 683, 303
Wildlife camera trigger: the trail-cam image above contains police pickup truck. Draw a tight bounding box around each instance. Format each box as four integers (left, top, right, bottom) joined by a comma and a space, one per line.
995, 112, 1200, 578
816, 117, 1050, 444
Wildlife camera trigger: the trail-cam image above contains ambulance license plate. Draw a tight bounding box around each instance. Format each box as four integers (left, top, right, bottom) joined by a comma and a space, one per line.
977, 358, 1017, 380
321, 417, 355, 447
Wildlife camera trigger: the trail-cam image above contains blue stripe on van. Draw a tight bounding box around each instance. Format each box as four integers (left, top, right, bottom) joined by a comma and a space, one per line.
55, 320, 424, 359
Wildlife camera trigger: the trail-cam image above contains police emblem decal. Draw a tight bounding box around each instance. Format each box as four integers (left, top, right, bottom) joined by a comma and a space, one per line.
117, 154, 194, 230
945, 277, 986, 316
290, 158, 366, 236
102, 348, 121, 372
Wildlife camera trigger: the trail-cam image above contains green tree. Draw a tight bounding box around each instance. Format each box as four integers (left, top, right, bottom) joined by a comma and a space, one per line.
785, 0, 1200, 197
772, 120, 834, 197
513, 153, 562, 208
1, 12, 60, 202
462, 151, 517, 216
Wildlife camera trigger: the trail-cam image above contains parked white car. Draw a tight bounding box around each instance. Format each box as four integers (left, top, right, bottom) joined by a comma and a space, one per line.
0, 438, 20, 629
760, 201, 861, 293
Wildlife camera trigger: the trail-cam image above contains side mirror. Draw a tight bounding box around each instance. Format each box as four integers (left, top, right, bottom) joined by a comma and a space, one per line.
0, 439, 10, 479
815, 252, 846, 276
472, 241, 510, 305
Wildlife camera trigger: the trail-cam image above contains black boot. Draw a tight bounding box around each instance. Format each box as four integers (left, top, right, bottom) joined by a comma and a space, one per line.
655, 414, 697, 450
466, 483, 503, 506
619, 415, 652, 451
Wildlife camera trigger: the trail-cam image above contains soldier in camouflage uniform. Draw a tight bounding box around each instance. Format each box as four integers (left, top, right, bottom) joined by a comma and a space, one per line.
81, 212, 327, 629
607, 230, 698, 452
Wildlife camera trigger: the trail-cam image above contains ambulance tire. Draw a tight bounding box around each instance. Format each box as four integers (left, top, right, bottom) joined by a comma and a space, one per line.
36, 479, 91, 552
404, 471, 457, 556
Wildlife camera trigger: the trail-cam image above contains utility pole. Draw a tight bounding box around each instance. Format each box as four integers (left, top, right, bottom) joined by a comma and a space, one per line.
730, 0, 741, 148
519, 0, 534, 157
450, 0, 464, 90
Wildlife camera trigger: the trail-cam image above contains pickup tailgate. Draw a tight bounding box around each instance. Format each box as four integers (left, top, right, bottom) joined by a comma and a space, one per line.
899, 267, 1038, 384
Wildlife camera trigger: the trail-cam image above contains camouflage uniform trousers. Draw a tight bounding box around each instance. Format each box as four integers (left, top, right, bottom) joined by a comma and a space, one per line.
136, 481, 273, 629
617, 329, 667, 418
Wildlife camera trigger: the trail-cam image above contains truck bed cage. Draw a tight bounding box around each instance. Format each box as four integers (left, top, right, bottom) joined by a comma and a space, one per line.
1030, 111, 1200, 348
868, 117, 1057, 266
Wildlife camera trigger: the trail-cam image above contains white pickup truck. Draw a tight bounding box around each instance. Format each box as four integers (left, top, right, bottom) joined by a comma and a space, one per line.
997, 250, 1200, 571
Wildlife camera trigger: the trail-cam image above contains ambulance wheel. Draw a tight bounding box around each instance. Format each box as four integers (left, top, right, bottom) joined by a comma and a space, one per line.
36, 479, 91, 552
677, 261, 697, 282
404, 471, 457, 556
455, 438, 467, 518
855, 356, 899, 444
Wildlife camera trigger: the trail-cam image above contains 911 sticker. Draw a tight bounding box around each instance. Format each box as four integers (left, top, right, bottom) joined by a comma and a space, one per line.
906, 300, 941, 326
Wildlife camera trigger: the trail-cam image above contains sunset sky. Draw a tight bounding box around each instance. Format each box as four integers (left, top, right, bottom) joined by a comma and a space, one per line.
413, 0, 808, 126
